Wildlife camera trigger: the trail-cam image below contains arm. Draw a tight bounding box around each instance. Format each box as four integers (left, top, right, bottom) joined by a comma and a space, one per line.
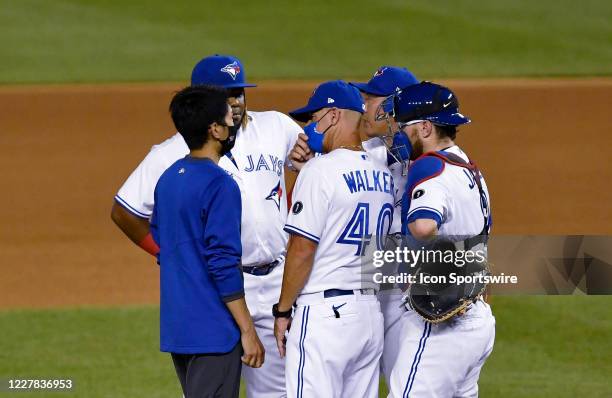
274, 233, 318, 358
287, 133, 314, 172
408, 218, 438, 240
281, 113, 312, 173
284, 166, 298, 210
278, 234, 318, 311
204, 178, 264, 367
402, 156, 446, 236
110, 201, 159, 256
275, 160, 328, 357
226, 297, 265, 368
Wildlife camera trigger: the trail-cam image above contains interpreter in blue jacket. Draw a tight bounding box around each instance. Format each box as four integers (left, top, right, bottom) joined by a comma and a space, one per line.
151, 85, 264, 398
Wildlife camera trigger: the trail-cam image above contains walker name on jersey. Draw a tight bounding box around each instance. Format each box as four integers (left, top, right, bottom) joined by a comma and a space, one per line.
342, 170, 394, 195
244, 154, 284, 176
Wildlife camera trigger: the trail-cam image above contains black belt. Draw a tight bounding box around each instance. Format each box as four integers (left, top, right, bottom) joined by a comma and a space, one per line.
323, 288, 374, 298
242, 260, 279, 276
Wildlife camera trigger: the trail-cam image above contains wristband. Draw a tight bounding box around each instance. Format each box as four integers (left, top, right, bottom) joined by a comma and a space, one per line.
272, 303, 293, 319
139, 233, 160, 256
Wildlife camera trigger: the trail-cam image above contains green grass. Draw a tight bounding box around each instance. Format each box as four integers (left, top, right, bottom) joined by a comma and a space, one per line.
0, 0, 611, 83
0, 297, 610, 397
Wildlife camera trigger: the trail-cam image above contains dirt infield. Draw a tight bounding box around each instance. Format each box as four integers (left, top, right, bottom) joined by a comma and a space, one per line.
1, 79, 611, 308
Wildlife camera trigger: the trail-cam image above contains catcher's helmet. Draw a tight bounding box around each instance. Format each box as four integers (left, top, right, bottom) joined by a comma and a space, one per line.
393, 81, 470, 126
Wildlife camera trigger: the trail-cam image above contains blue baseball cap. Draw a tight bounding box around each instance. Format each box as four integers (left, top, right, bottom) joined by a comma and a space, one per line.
350, 66, 419, 97
289, 80, 365, 123
394, 81, 471, 126
191, 54, 257, 88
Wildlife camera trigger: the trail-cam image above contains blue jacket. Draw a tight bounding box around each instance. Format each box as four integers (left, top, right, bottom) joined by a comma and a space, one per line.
151, 156, 243, 354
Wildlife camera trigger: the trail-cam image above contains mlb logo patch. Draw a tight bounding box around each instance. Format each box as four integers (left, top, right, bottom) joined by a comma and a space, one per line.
220, 61, 241, 80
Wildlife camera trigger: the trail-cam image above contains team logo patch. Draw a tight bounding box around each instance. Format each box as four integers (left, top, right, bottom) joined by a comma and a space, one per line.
413, 189, 425, 199
220, 62, 241, 80
292, 201, 303, 214
266, 181, 283, 211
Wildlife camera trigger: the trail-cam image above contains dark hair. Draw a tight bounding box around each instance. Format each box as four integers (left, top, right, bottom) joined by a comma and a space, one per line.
434, 124, 457, 140
169, 85, 228, 150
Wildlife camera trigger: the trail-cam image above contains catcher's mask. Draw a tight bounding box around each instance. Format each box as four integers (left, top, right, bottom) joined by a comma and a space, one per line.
373, 94, 412, 173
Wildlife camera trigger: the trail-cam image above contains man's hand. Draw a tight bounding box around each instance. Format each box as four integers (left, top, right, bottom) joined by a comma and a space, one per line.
241, 327, 265, 368
274, 316, 292, 358
225, 297, 264, 367
288, 133, 314, 171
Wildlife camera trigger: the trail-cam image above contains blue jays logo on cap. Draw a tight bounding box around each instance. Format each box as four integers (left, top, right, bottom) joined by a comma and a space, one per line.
350, 66, 419, 97
373, 67, 387, 77
191, 54, 257, 88
220, 61, 241, 80
289, 80, 365, 123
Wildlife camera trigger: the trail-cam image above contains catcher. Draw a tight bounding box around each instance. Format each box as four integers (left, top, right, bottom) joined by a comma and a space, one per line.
384, 82, 496, 398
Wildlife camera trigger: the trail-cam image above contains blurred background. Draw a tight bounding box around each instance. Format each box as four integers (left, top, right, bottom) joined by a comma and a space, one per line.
0, 1, 611, 397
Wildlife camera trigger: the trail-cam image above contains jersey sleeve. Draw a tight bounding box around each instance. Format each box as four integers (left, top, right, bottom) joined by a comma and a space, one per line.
284, 160, 331, 243
202, 176, 244, 302
115, 143, 184, 219
403, 156, 448, 228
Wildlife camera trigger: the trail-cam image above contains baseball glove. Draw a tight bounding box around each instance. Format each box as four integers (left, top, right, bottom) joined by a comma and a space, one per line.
405, 237, 490, 323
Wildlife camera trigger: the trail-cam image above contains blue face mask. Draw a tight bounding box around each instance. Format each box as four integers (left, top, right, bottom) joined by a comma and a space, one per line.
387, 131, 412, 165
302, 121, 325, 153
302, 110, 333, 153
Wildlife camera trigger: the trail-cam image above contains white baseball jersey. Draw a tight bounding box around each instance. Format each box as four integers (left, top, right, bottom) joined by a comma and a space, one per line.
116, 132, 189, 218
403, 145, 491, 238
115, 110, 302, 265
284, 148, 395, 294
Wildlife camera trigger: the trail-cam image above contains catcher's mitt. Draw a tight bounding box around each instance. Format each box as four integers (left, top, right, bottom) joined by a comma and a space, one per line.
405, 237, 490, 323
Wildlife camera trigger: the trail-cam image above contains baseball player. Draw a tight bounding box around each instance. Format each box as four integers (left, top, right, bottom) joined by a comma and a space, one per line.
349, 66, 420, 384
386, 82, 495, 397
111, 55, 302, 397
288, 66, 421, 384
273, 80, 393, 398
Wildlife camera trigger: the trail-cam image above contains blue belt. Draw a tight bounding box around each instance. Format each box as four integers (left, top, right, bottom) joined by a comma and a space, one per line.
322, 289, 379, 298
242, 260, 279, 276
323, 289, 354, 298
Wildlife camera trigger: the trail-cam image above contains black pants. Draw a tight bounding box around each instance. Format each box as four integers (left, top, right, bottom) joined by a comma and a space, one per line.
171, 342, 242, 398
